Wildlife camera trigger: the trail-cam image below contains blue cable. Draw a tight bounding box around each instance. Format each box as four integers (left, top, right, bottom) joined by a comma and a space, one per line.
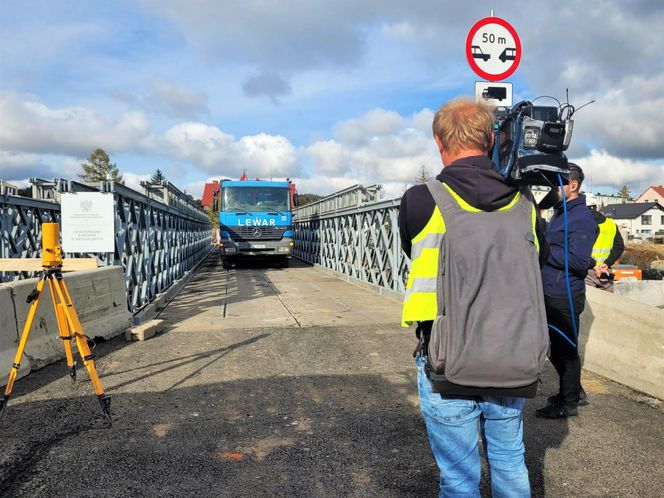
554, 173, 578, 347
548, 323, 577, 348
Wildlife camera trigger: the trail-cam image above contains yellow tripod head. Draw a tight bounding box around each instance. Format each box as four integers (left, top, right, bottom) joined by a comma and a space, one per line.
42, 222, 64, 269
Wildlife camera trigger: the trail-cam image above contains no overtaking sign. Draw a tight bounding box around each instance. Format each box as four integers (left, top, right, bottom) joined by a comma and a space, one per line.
466, 17, 521, 81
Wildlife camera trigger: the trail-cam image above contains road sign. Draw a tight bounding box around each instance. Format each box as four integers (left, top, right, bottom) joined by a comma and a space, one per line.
466, 17, 521, 81
475, 82, 513, 107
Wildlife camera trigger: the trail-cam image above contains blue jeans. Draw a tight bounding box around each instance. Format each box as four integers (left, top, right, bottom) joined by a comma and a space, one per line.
416, 355, 530, 498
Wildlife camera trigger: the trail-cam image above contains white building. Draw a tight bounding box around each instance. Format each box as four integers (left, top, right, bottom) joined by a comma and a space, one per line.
530, 188, 628, 209
586, 193, 629, 207
600, 202, 664, 239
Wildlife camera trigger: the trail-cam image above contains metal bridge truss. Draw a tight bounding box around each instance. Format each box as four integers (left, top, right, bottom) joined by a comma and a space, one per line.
293, 184, 382, 220
294, 198, 408, 295
1, 179, 212, 313
0, 194, 62, 281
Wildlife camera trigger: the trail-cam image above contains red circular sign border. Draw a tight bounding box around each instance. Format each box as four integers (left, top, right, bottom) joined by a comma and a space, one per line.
465, 17, 521, 81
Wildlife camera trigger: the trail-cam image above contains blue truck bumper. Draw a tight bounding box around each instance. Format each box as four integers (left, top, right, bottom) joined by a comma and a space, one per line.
219, 237, 293, 257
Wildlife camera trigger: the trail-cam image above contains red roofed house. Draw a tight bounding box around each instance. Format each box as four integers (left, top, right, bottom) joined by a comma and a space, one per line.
201, 181, 220, 207
635, 185, 664, 205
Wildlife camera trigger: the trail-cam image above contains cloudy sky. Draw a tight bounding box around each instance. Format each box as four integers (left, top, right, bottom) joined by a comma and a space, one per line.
1, 0, 663, 199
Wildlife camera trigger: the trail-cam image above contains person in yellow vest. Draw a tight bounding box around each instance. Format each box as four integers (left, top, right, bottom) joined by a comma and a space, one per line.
585, 205, 624, 292
398, 98, 548, 497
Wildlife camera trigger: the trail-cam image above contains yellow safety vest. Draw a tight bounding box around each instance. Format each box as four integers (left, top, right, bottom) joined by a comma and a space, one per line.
592, 218, 617, 264
401, 183, 538, 327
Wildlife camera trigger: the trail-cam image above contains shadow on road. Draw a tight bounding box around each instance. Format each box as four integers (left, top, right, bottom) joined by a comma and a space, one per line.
105, 334, 270, 392
524, 364, 570, 497
0, 373, 440, 497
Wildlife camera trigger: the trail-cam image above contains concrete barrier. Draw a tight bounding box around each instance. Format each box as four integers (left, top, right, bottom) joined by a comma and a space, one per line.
1, 267, 132, 378
614, 280, 664, 308
580, 287, 664, 400
0, 286, 29, 382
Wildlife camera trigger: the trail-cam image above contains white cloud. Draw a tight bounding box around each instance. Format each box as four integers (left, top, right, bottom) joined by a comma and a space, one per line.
571, 149, 664, 190
0, 94, 300, 181
160, 123, 300, 178
566, 77, 664, 159
304, 107, 439, 186
0, 150, 48, 180
334, 108, 405, 146
0, 91, 152, 156
122, 172, 151, 192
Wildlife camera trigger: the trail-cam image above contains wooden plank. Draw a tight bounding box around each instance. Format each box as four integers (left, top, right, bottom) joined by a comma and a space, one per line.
0, 258, 99, 272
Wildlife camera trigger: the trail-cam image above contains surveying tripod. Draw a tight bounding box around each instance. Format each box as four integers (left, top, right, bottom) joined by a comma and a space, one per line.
0, 223, 112, 425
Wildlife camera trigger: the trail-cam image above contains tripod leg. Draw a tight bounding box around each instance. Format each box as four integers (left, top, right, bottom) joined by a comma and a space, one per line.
47, 278, 76, 382
52, 274, 112, 425
0, 276, 47, 418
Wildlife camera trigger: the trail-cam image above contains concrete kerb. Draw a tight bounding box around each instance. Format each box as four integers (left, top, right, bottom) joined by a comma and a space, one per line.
126, 319, 165, 341
132, 246, 214, 326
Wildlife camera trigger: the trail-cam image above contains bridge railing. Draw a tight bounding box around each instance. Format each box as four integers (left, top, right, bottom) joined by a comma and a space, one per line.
293, 184, 382, 220
294, 196, 408, 295
0, 179, 212, 313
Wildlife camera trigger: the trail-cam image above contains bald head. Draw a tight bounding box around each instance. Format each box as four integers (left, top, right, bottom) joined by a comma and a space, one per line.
432, 98, 495, 156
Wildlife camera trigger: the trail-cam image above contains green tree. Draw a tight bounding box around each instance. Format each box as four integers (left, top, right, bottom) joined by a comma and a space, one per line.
79, 148, 123, 183
617, 185, 631, 200
414, 165, 431, 184
206, 203, 219, 229
150, 169, 166, 184
297, 193, 323, 206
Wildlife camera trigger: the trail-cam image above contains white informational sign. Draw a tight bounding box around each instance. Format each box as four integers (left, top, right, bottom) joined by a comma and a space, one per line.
466, 17, 521, 81
475, 81, 513, 107
61, 193, 115, 252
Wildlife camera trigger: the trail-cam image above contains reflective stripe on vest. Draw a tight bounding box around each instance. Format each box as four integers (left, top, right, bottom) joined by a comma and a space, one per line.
592, 218, 617, 263
401, 204, 446, 327
401, 183, 528, 327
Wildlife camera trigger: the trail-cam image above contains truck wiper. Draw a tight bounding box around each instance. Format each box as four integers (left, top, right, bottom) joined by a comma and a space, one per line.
262, 206, 288, 216
229, 208, 252, 215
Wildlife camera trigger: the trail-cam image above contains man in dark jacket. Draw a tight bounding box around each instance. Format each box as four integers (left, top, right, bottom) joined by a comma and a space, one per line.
536, 163, 598, 419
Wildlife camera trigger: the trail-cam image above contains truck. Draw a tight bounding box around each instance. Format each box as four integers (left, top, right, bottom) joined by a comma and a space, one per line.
214, 176, 298, 269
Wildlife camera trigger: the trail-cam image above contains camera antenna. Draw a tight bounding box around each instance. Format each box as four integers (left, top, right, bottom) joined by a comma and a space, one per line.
575, 99, 596, 113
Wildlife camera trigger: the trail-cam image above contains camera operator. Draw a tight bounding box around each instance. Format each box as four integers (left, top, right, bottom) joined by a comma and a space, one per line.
399, 98, 548, 497
536, 164, 597, 419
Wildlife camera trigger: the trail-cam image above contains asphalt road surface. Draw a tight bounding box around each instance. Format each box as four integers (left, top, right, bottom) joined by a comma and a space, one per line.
1, 255, 662, 497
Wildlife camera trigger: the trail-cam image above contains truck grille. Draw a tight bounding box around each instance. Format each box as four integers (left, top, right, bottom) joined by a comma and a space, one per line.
225, 226, 290, 240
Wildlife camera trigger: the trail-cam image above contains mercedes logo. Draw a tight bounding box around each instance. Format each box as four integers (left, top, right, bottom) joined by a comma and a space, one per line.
251, 227, 262, 237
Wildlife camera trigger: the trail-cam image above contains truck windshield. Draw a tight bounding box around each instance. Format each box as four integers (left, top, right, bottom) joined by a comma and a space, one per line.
223, 187, 290, 213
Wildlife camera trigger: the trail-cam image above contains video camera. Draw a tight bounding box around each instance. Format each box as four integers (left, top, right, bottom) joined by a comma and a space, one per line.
491, 99, 576, 187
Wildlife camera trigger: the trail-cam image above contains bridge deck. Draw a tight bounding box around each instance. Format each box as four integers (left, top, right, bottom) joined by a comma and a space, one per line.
1, 252, 662, 496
